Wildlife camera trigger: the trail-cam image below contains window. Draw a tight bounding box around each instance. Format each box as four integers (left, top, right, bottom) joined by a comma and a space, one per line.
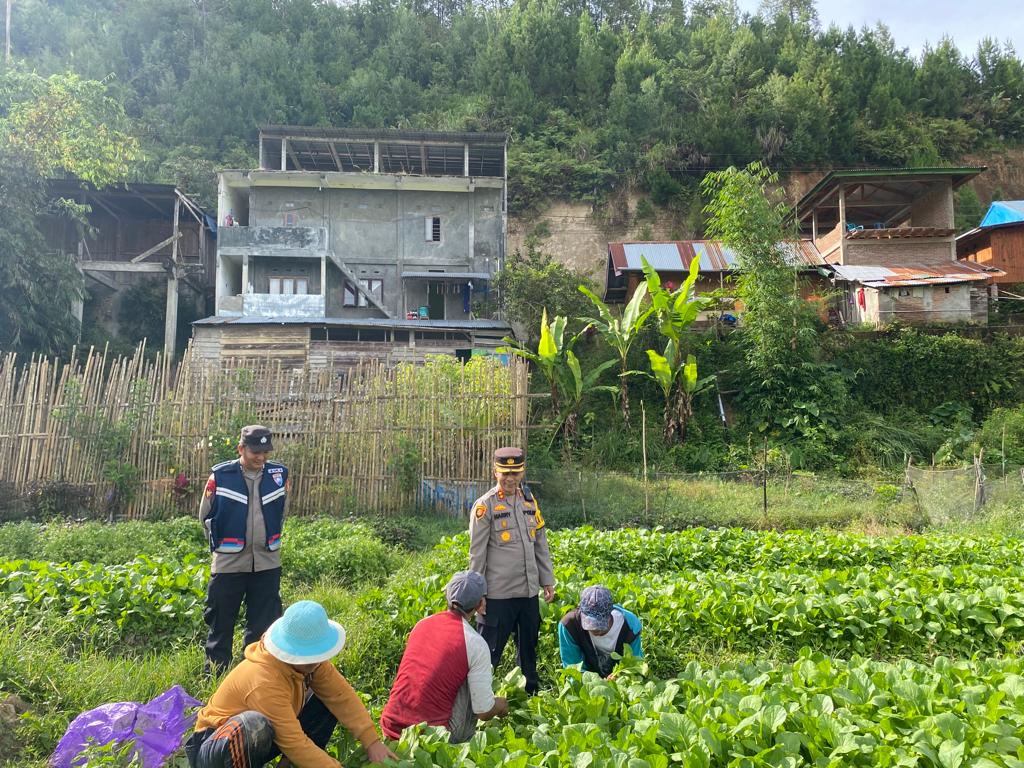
897, 288, 912, 297
425, 216, 441, 242
343, 279, 383, 307
269, 276, 308, 295
944, 286, 952, 294
283, 212, 298, 226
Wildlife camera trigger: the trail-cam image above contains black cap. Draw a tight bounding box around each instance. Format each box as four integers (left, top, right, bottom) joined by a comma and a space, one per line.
493, 446, 525, 473
240, 425, 274, 452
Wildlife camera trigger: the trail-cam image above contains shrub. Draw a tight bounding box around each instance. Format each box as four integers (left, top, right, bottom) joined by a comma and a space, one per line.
974, 403, 1024, 465
0, 518, 206, 565
280, 518, 402, 587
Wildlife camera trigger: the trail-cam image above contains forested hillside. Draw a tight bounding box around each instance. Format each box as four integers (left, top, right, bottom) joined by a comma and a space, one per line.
7, 0, 1024, 213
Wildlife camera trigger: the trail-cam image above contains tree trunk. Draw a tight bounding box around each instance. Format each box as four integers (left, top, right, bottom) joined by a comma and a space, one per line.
619, 363, 631, 428
663, 398, 678, 444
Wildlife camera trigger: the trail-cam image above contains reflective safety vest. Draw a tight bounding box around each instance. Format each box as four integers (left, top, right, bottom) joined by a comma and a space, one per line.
206, 459, 288, 553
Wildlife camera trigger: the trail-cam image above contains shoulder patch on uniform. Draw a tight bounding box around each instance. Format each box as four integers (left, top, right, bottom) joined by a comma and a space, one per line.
474, 504, 487, 520
204, 475, 216, 498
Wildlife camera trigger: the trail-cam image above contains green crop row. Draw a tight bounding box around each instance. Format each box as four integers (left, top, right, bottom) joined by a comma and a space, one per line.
432, 526, 1024, 575
357, 546, 1024, 682
0, 517, 402, 587
370, 651, 1024, 768
6, 536, 1024, 663
0, 557, 207, 644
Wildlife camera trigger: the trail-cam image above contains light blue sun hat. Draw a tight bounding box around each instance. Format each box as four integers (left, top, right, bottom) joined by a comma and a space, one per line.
264, 601, 346, 664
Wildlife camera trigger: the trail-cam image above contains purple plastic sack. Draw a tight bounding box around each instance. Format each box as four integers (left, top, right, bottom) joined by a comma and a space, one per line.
51, 685, 202, 768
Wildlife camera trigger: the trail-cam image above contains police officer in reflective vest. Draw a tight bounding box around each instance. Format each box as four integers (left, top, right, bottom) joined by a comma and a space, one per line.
468, 447, 554, 694
199, 425, 289, 674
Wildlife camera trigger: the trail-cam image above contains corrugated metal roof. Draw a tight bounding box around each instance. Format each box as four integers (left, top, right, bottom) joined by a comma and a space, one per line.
623, 243, 686, 271
831, 262, 1002, 287
609, 240, 824, 275
795, 167, 986, 218
981, 201, 1024, 227
260, 125, 508, 145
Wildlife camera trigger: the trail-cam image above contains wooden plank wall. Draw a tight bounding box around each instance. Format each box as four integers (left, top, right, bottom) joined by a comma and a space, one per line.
0, 344, 527, 519
993, 229, 1024, 284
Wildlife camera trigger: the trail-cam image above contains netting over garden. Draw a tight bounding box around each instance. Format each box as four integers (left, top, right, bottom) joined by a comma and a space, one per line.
908, 463, 1024, 523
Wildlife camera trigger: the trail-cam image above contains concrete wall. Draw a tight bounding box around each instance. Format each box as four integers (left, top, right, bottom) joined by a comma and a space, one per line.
878, 283, 976, 323
242, 185, 502, 317
844, 239, 955, 267
249, 256, 322, 294
910, 181, 954, 228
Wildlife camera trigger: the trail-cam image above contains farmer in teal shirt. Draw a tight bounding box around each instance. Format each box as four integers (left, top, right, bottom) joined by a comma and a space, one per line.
558, 585, 642, 678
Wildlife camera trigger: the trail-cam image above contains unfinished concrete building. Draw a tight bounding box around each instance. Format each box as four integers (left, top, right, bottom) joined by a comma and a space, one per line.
794, 168, 1002, 325
192, 126, 511, 369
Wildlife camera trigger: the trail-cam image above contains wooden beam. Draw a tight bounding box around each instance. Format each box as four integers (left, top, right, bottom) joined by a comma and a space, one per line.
165, 196, 182, 359
81, 260, 166, 273
85, 270, 118, 290
373, 142, 380, 173
286, 142, 302, 172
871, 183, 917, 201
87, 192, 123, 221
176, 190, 205, 225
327, 141, 344, 172
137, 192, 168, 218
281, 138, 288, 171
131, 232, 181, 263
165, 271, 179, 359
885, 204, 913, 227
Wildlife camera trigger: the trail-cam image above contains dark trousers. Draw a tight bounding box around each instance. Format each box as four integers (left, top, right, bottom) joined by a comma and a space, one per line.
477, 596, 541, 694
185, 696, 337, 767
204, 568, 282, 673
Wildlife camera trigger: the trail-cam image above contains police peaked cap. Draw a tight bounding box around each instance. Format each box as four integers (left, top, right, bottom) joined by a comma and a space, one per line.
493, 446, 525, 473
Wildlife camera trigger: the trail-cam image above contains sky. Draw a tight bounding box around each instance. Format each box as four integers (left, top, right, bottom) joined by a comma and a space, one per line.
735, 0, 1024, 59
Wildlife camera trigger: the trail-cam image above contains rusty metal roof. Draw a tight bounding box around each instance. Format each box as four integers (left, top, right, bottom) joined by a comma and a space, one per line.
608, 240, 824, 274
832, 262, 1003, 287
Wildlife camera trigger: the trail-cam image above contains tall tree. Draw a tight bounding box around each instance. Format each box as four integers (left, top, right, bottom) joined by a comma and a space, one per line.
702, 162, 823, 430
0, 69, 142, 356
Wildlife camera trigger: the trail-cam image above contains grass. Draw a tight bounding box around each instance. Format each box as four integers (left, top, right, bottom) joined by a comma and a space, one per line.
534, 470, 925, 531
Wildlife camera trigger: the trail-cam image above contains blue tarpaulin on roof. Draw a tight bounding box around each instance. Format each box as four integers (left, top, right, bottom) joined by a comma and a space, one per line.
981, 201, 1024, 227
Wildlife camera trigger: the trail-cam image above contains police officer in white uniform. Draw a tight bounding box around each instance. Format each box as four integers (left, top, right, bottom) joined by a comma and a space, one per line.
468, 447, 554, 694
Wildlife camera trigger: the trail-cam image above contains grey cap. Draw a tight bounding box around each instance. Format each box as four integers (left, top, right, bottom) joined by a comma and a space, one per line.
445, 570, 487, 611
240, 424, 274, 452
579, 585, 614, 631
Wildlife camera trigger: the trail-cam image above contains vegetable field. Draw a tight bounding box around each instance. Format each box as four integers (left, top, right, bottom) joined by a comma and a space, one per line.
2, 519, 1024, 766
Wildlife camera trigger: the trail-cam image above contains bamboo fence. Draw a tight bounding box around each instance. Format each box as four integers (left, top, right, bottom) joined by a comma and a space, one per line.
0, 343, 529, 519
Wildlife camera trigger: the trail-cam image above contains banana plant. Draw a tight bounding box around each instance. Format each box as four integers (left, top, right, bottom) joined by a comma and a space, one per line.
579, 280, 653, 427
635, 348, 715, 443
500, 309, 617, 444
632, 255, 713, 443
560, 349, 618, 443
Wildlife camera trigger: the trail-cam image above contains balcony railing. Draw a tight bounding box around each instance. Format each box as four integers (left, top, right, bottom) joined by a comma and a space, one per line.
242, 293, 325, 317
218, 226, 326, 252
